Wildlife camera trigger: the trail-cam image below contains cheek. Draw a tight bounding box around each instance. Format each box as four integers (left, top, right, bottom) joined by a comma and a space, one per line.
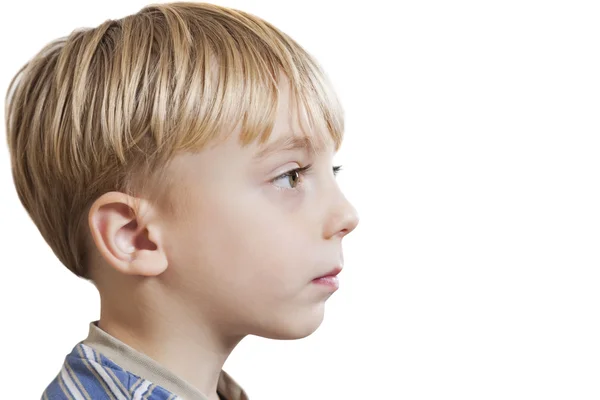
223, 205, 318, 293
164, 180, 324, 304
173, 193, 307, 284
162, 188, 329, 336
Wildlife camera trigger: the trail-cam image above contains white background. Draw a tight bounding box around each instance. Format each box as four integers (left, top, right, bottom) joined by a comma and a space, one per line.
1, 1, 599, 399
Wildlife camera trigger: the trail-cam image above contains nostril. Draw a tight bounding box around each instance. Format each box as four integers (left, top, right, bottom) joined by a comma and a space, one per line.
339, 227, 352, 238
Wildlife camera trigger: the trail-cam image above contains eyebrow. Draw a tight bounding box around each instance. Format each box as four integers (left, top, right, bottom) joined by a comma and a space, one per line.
254, 135, 319, 160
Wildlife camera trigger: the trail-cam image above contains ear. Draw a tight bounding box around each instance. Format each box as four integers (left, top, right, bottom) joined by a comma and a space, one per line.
88, 191, 168, 277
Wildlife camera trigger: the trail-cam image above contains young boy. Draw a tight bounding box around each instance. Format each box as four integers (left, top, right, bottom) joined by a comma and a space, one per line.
5, 2, 359, 399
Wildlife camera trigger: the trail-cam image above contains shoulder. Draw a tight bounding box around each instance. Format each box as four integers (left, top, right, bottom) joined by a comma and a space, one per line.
41, 343, 179, 400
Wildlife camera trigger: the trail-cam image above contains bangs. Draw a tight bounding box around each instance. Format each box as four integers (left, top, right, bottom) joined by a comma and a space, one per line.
129, 3, 344, 160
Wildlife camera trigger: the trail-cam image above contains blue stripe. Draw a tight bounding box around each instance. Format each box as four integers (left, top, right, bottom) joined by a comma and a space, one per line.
40, 342, 210, 399
41, 344, 178, 399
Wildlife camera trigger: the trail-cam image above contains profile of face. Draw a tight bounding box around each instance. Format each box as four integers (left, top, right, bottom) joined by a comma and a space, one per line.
150, 81, 359, 341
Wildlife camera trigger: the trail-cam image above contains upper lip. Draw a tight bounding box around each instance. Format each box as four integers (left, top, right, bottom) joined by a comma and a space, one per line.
314, 266, 342, 280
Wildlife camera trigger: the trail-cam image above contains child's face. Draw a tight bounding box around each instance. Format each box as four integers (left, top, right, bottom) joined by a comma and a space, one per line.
159, 82, 359, 340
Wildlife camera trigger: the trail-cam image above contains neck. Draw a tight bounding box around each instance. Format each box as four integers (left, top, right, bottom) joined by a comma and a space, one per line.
98, 286, 244, 400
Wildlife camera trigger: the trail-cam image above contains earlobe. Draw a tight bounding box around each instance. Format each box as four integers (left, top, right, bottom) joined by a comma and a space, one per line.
88, 191, 168, 277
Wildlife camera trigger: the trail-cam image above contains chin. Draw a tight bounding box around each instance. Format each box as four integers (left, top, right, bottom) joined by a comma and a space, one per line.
253, 304, 326, 340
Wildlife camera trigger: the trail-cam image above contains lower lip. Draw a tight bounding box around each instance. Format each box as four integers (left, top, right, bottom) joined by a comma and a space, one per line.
312, 276, 339, 290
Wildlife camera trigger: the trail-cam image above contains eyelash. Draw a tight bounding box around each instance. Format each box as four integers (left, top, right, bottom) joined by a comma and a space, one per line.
272, 164, 343, 190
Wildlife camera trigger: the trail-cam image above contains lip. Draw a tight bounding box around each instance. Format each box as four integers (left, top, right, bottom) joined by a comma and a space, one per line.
312, 267, 342, 290
314, 266, 342, 280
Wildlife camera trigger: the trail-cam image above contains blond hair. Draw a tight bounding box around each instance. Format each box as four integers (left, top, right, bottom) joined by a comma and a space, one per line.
4, 2, 344, 278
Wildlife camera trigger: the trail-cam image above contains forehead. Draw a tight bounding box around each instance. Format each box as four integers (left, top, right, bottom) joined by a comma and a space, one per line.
253, 134, 331, 163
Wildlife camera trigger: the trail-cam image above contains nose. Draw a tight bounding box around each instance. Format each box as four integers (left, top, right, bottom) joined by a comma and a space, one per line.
323, 187, 360, 240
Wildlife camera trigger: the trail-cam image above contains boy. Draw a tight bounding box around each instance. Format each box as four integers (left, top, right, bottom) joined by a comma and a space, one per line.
5, 2, 359, 399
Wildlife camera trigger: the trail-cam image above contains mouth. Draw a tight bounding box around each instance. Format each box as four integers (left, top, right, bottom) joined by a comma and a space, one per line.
312, 267, 342, 290
314, 266, 342, 280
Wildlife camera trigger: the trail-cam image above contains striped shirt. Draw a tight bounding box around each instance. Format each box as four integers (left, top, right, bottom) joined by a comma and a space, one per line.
42, 322, 248, 400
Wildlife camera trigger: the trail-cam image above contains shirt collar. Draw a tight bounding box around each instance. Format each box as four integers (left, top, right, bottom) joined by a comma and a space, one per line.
82, 321, 248, 400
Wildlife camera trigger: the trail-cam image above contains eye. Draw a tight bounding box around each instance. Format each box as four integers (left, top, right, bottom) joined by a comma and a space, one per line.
271, 164, 342, 190
272, 164, 312, 189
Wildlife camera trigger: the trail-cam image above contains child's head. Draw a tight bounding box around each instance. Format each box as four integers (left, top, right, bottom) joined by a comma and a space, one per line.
5, 2, 358, 339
